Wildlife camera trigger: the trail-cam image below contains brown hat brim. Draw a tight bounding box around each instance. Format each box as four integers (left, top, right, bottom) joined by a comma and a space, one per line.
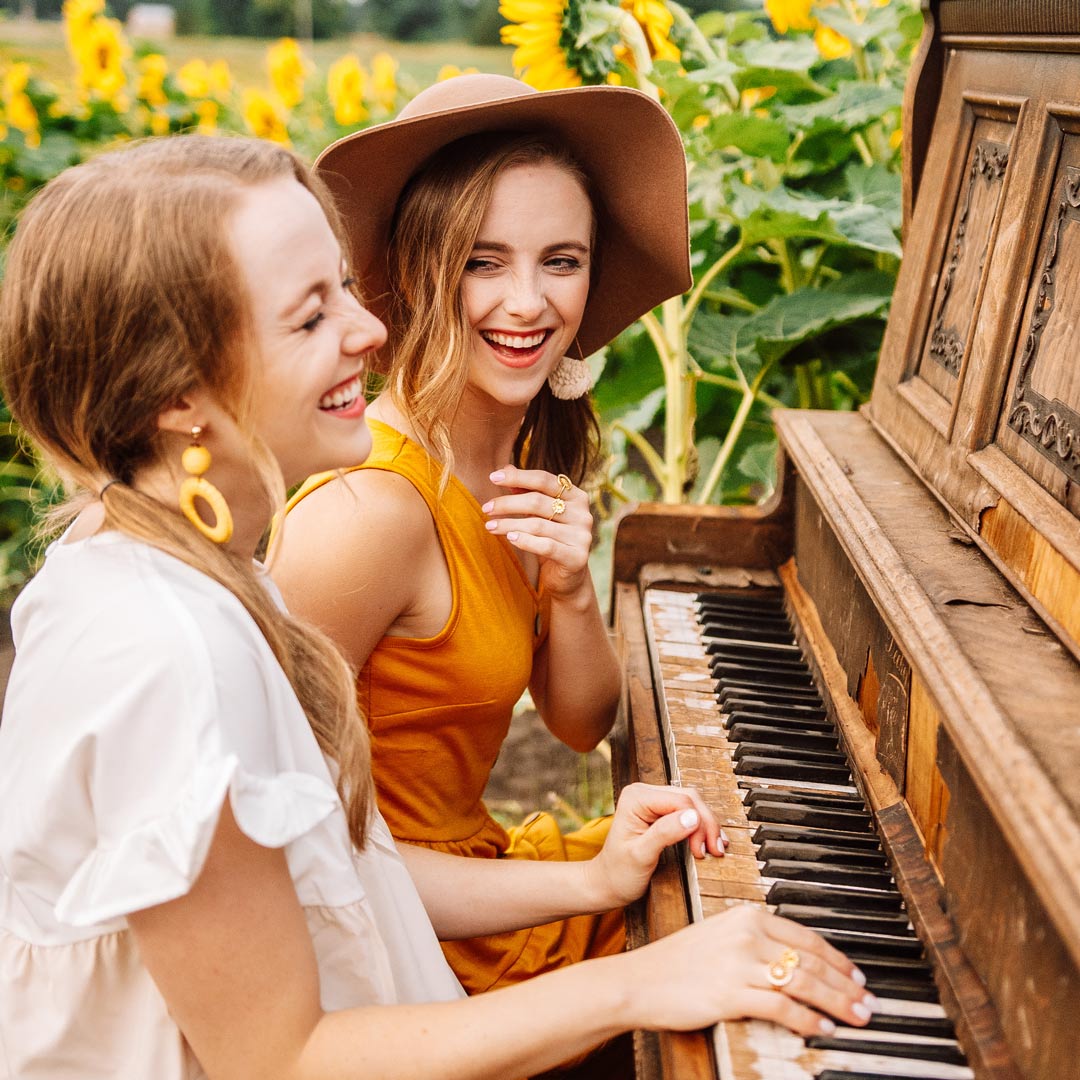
315, 79, 691, 357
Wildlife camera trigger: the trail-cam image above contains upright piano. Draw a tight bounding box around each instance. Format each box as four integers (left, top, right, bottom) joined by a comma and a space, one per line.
611, 3, 1080, 1078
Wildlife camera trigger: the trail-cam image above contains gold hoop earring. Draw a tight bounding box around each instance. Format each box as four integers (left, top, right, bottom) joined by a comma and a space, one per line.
178, 426, 233, 544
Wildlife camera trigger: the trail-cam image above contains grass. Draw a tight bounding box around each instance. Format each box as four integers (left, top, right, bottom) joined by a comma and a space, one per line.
0, 17, 515, 90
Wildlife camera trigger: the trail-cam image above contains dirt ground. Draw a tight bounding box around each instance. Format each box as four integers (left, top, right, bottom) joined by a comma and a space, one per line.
483, 706, 615, 831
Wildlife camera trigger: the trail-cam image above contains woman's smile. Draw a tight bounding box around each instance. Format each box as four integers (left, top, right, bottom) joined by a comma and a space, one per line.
318, 372, 366, 415
479, 328, 553, 368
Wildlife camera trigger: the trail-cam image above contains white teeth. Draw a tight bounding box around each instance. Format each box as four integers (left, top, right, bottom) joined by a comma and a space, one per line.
482, 330, 547, 349
319, 375, 361, 410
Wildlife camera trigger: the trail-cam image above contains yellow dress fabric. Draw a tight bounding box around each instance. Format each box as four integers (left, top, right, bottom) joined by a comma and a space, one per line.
287, 419, 624, 993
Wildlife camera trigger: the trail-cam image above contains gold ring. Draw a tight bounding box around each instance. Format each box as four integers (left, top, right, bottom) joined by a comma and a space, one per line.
548, 497, 566, 520
766, 948, 800, 989
556, 473, 572, 496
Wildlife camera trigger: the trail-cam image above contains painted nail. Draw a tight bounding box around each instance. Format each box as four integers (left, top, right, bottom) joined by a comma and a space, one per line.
818, 1018, 836, 1036
851, 967, 866, 987
852, 1001, 871, 1021
481, 500, 494, 513
507, 531, 518, 542
863, 993, 879, 1011
679, 809, 699, 829
489, 471, 505, 482
721, 829, 730, 846
485, 521, 497, 531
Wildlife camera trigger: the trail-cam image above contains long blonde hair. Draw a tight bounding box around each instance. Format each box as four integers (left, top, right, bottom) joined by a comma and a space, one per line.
0, 135, 374, 848
383, 133, 602, 487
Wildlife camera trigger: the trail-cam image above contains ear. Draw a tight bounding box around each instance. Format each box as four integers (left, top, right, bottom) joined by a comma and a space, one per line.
156, 386, 215, 437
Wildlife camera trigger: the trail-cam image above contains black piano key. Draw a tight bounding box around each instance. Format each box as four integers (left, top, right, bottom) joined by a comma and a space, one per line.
726, 709, 832, 732
762, 859, 894, 891
723, 700, 827, 721
729, 723, 839, 752
757, 841, 887, 869
862, 1013, 957, 1039
700, 619, 793, 644
766, 880, 904, 913
862, 973, 939, 1002
712, 661, 816, 689
754, 823, 882, 851
733, 742, 849, 767
749, 801, 873, 832
736, 756, 852, 785
700, 608, 792, 629
744, 788, 866, 811
817, 928, 925, 958
806, 1035, 966, 1066
719, 684, 823, 707
695, 593, 786, 613
706, 643, 808, 668
775, 904, 910, 935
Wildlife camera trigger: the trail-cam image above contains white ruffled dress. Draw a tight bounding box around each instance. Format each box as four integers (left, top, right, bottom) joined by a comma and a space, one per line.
0, 533, 464, 1078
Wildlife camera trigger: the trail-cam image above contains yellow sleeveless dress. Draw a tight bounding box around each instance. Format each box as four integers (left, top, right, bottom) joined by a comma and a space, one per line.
287, 419, 625, 993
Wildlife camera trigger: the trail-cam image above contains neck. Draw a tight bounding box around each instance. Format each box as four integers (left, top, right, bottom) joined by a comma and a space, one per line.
135, 457, 272, 561
371, 388, 528, 501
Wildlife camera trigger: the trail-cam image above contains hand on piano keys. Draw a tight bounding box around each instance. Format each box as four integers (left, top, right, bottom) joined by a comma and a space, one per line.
616, 904, 877, 1040
588, 781, 729, 908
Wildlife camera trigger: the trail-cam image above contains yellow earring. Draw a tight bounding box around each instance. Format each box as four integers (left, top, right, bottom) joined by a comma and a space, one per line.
178, 426, 233, 544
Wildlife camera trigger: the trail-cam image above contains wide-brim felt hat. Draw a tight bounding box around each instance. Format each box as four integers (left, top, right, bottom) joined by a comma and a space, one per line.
315, 73, 691, 357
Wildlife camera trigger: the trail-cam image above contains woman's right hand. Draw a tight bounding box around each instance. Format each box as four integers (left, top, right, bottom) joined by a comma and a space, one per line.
623, 905, 876, 1038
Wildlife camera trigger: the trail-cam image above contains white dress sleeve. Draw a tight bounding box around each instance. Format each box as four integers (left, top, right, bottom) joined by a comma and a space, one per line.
3, 538, 343, 930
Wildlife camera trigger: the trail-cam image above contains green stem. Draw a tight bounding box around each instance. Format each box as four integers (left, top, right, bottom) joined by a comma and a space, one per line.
852, 130, 875, 167
683, 239, 744, 328
618, 13, 659, 98
661, 295, 692, 502
702, 287, 759, 313
612, 421, 667, 490
640, 309, 674, 369
770, 238, 798, 293
667, 1, 739, 107
695, 361, 774, 505
689, 361, 784, 409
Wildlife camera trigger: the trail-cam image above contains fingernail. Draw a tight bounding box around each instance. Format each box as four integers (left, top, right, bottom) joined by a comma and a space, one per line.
485, 520, 497, 531
851, 967, 866, 987
507, 531, 518, 542
679, 809, 699, 828
818, 1018, 836, 1036
489, 471, 505, 482
721, 829, 730, 846
863, 993, 878, 1011
852, 1001, 871, 1021
481, 500, 494, 513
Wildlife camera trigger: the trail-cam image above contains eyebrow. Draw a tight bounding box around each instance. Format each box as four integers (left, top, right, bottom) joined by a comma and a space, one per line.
471, 240, 591, 256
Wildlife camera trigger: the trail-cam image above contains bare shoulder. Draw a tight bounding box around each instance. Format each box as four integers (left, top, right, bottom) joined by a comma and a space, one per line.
270, 469, 441, 661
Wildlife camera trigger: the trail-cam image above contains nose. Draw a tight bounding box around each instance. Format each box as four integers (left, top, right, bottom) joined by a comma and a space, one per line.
343, 296, 388, 359
503, 270, 547, 322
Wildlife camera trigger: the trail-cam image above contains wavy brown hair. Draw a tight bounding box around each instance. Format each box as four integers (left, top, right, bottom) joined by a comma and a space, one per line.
0, 135, 374, 848
382, 132, 602, 487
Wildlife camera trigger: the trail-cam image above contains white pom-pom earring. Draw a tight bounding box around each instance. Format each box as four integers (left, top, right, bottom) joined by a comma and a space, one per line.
547, 340, 594, 400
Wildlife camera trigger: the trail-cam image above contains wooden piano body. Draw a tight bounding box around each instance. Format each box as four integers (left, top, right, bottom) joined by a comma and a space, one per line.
611, 2, 1080, 1077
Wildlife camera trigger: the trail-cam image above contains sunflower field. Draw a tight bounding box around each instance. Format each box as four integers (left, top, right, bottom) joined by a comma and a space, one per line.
0, 0, 922, 603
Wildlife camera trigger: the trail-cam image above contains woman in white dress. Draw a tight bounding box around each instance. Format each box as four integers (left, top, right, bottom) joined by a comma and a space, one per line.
0, 134, 874, 1079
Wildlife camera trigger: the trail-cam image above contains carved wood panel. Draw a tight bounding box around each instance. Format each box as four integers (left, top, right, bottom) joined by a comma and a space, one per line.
917, 112, 1013, 400
997, 111, 1080, 518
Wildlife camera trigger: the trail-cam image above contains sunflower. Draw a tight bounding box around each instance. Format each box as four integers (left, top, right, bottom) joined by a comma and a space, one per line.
764, 0, 815, 34
621, 0, 680, 63
500, 0, 582, 90
327, 55, 368, 127
267, 38, 308, 110
243, 88, 290, 144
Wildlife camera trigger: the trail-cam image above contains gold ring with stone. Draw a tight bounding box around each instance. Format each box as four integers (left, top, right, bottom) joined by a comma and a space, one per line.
556, 474, 573, 496
766, 948, 800, 989
548, 497, 567, 521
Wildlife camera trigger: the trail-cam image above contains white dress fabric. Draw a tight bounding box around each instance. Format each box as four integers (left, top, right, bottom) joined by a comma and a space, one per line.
0, 532, 463, 1079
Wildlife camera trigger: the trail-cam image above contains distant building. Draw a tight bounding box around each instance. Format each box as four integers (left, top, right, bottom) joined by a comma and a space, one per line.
127, 4, 176, 40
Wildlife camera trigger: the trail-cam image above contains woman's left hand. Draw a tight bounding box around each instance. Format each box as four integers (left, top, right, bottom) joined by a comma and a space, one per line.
585, 783, 729, 910
483, 465, 593, 599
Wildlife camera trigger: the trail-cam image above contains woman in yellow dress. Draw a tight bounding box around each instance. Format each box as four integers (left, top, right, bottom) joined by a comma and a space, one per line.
272, 74, 695, 994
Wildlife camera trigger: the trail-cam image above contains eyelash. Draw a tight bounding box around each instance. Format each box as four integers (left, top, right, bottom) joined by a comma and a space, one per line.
300, 275, 358, 332
464, 257, 584, 274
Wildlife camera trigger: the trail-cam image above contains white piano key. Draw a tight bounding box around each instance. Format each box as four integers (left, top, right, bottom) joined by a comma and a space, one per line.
830, 1026, 960, 1048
